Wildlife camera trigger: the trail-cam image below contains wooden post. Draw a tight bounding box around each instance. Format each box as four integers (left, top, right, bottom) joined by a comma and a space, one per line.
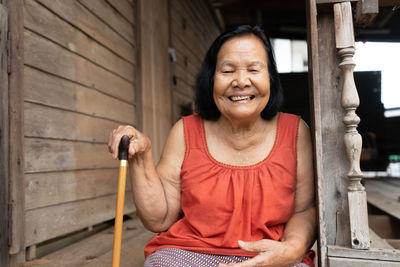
0, 4, 9, 267
333, 2, 370, 250
137, 0, 172, 161
4, 0, 25, 265
355, 0, 379, 28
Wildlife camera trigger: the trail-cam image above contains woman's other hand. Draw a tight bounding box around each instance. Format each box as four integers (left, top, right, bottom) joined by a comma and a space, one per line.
218, 239, 303, 267
108, 125, 151, 160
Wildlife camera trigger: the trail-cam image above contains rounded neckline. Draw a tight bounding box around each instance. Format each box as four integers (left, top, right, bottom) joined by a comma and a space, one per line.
199, 113, 281, 169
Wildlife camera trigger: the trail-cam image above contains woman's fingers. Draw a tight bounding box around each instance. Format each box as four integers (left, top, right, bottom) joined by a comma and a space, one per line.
238, 239, 276, 252
220, 239, 301, 267
108, 125, 150, 159
108, 126, 134, 159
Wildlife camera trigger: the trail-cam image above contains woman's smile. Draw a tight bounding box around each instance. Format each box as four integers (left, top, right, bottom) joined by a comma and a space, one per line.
228, 95, 255, 102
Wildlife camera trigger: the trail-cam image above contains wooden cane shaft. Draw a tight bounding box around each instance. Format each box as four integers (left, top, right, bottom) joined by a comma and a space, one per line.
112, 160, 127, 267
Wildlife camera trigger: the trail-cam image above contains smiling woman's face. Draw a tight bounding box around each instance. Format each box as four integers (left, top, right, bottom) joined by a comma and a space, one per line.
213, 35, 270, 122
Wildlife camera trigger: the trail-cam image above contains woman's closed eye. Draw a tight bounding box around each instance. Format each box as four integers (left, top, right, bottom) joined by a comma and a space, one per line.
248, 69, 260, 73
221, 70, 234, 74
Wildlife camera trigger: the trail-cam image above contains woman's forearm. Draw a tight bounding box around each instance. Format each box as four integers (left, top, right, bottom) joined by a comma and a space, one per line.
281, 206, 317, 259
128, 149, 170, 232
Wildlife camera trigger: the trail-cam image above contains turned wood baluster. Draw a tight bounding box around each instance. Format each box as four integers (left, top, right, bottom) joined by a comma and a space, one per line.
333, 2, 370, 249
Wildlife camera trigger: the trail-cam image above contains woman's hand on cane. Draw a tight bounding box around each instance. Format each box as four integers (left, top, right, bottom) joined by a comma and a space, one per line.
108, 125, 151, 160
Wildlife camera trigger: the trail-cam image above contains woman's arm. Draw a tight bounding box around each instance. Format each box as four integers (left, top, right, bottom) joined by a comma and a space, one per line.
108, 120, 185, 232
221, 119, 316, 267
280, 118, 316, 256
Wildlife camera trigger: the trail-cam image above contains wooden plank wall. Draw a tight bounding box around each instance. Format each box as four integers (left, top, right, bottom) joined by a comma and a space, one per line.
23, 0, 136, 247
169, 0, 220, 122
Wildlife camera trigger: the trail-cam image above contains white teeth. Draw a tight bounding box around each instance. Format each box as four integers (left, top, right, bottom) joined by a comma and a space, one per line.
230, 96, 251, 101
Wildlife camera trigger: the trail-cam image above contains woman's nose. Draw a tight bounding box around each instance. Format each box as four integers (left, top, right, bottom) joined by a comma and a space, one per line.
232, 70, 251, 88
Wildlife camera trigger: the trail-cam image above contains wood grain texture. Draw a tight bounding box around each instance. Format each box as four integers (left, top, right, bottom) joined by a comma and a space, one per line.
172, 90, 194, 123
365, 180, 400, 220
314, 4, 351, 257
317, 0, 358, 4
334, 1, 370, 249
25, 193, 135, 246
328, 245, 400, 261
25, 169, 128, 210
106, 0, 135, 25
36, 0, 135, 63
7, 0, 25, 257
306, 0, 327, 265
334, 2, 355, 48
24, 138, 115, 173
369, 228, 394, 249
24, 67, 135, 124
328, 257, 400, 267
138, 0, 172, 161
23, 0, 135, 83
24, 102, 120, 143
355, 0, 379, 27
23, 217, 154, 267
24, 30, 135, 103
0, 3, 8, 266
78, 0, 135, 45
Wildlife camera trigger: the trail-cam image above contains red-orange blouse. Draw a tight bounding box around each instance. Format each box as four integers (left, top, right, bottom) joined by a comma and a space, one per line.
144, 113, 314, 266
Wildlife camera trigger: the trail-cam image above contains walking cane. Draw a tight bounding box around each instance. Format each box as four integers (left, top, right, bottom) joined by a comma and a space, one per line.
112, 135, 130, 267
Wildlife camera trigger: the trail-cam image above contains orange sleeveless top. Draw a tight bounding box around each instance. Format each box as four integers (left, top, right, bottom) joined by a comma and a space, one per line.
144, 113, 314, 266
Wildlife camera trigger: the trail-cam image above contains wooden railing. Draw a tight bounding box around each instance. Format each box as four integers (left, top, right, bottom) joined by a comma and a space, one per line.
333, 1, 370, 249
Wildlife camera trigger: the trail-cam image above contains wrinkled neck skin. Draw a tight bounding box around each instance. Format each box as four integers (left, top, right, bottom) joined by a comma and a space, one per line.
210, 113, 275, 151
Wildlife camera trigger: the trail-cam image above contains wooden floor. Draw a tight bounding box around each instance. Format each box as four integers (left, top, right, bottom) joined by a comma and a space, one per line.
365, 178, 400, 220
365, 177, 400, 249
22, 217, 155, 267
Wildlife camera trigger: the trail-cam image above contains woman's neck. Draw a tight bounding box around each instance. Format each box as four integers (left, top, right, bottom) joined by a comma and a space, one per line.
210, 115, 277, 151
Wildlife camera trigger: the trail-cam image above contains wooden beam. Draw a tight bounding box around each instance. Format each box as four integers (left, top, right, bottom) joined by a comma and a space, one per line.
317, 0, 358, 4
329, 257, 400, 267
306, 0, 327, 266
380, 0, 400, 7
6, 0, 25, 263
355, 0, 379, 27
328, 245, 400, 261
0, 3, 9, 267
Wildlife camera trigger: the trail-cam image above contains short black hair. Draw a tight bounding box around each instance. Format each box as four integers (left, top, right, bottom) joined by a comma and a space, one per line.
195, 25, 283, 120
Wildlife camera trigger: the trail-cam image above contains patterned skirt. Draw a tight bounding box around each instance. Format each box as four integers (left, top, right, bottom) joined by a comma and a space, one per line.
144, 248, 310, 267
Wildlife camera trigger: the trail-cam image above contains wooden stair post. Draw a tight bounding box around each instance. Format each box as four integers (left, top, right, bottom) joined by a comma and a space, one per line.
333, 1, 370, 250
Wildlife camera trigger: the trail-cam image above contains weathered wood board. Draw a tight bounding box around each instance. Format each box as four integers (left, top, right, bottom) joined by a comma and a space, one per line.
25, 169, 133, 210
365, 179, 400, 220
22, 217, 154, 267
36, 0, 135, 63
24, 67, 135, 125
24, 30, 134, 103
25, 193, 135, 246
0, 3, 8, 266
24, 0, 135, 83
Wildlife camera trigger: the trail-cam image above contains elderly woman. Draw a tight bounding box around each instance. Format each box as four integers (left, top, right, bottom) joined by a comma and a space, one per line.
108, 25, 316, 267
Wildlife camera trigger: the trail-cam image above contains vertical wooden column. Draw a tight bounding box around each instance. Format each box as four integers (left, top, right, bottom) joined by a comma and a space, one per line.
6, 0, 25, 265
137, 0, 172, 161
333, 2, 370, 250
0, 4, 9, 267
